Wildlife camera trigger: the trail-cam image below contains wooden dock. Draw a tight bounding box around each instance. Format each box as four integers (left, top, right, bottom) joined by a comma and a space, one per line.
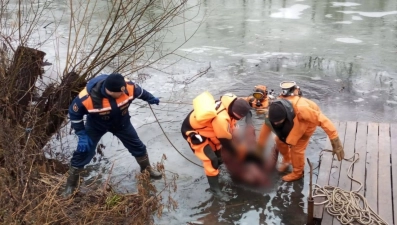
313, 121, 397, 225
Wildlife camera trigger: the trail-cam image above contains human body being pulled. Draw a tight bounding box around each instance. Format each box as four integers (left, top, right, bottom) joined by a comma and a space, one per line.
222, 110, 279, 188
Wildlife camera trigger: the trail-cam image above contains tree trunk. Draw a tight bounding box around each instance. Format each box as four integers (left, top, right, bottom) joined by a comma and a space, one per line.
0, 45, 86, 163
34, 71, 85, 150
8, 46, 46, 122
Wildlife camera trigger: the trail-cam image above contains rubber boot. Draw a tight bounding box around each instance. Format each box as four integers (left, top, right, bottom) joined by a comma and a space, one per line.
135, 154, 162, 180
62, 166, 83, 198
275, 138, 291, 172
207, 175, 230, 201
282, 147, 304, 182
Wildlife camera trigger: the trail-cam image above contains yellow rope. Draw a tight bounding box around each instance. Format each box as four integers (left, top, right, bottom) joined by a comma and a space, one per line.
312, 152, 388, 225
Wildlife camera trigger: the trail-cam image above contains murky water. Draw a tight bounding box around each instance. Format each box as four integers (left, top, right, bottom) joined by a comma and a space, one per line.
19, 0, 397, 224
143, 1, 397, 223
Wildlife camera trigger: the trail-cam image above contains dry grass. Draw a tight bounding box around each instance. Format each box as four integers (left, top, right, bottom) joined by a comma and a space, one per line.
0, 121, 178, 225
0, 0, 202, 224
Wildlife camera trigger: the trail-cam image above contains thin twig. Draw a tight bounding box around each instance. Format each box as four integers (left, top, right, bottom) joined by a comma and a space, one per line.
22, 156, 35, 199
103, 162, 115, 193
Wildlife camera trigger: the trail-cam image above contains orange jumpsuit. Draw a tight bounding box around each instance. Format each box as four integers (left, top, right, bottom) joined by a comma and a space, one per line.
181, 94, 239, 177
257, 96, 338, 181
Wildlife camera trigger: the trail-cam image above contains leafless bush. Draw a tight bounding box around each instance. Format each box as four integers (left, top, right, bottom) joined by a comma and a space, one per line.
0, 0, 204, 223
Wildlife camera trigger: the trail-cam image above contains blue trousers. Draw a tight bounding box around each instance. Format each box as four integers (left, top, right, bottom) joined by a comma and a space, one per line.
70, 121, 147, 168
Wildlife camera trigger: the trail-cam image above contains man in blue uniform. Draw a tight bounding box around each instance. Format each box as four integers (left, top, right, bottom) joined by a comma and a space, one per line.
63, 73, 162, 197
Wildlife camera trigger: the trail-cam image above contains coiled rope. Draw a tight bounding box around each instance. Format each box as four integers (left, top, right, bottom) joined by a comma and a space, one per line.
313, 152, 388, 225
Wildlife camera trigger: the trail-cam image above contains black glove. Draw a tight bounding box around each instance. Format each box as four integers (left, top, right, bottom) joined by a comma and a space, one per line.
203, 145, 219, 170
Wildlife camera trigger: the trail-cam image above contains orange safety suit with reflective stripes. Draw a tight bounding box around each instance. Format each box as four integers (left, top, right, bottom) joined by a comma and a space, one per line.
68, 74, 159, 168
181, 94, 239, 176
69, 74, 145, 132
78, 83, 135, 113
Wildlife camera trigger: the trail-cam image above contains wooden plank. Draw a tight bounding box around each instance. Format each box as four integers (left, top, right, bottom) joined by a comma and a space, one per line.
378, 123, 393, 224
322, 121, 346, 225
351, 122, 367, 195
313, 152, 334, 221
332, 121, 356, 225
337, 121, 356, 189
391, 124, 397, 224
328, 122, 347, 187
365, 123, 379, 213
313, 122, 339, 222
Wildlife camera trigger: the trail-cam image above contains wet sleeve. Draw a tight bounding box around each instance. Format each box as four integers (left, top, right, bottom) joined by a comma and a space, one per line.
257, 123, 271, 151
298, 105, 339, 140
213, 118, 239, 154
68, 97, 88, 132
133, 83, 155, 101
212, 118, 233, 140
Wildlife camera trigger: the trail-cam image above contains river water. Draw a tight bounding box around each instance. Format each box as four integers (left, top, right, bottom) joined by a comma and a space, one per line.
16, 0, 397, 224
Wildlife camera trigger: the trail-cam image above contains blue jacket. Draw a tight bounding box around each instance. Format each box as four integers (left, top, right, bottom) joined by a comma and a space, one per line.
68, 74, 155, 132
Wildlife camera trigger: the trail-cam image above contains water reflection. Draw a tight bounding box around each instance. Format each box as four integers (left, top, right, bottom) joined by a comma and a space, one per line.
224, 53, 397, 99
270, 180, 306, 225
188, 172, 306, 224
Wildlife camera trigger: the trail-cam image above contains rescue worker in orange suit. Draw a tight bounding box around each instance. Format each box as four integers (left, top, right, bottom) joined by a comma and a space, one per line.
256, 82, 345, 182
242, 85, 271, 114
181, 93, 251, 199
63, 73, 162, 197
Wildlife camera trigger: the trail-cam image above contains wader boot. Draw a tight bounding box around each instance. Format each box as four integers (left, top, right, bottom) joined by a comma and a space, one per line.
135, 154, 162, 180
207, 175, 230, 201
282, 148, 304, 182
62, 166, 83, 198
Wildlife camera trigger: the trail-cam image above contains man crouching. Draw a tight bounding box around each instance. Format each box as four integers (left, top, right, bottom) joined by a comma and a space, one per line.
63, 73, 162, 198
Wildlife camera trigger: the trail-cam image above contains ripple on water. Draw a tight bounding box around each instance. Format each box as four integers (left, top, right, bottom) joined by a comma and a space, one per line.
335, 37, 363, 43
331, 2, 361, 7
352, 16, 363, 20
353, 98, 365, 103
334, 21, 353, 24
338, 10, 397, 18
270, 4, 311, 19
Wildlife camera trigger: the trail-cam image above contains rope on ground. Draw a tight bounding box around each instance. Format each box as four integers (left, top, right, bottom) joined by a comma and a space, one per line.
313, 152, 388, 225
160, 100, 192, 105
147, 104, 203, 168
